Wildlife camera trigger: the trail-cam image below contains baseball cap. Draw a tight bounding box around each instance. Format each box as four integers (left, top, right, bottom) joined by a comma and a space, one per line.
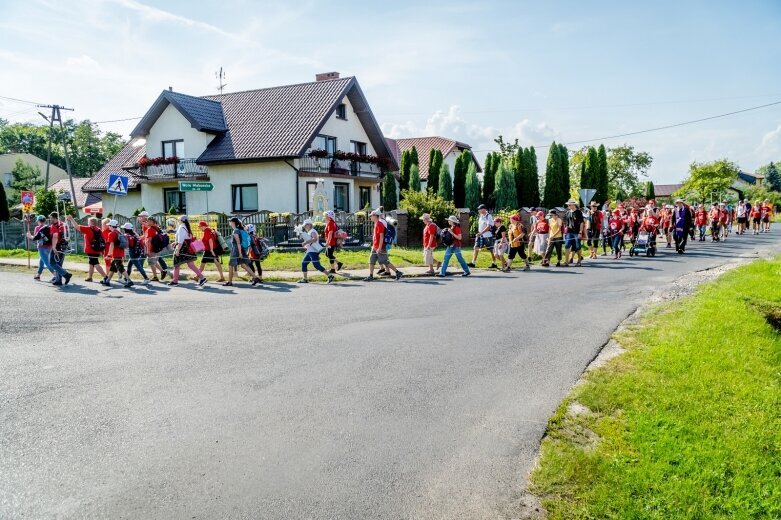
137, 211, 150, 217
121, 222, 133, 230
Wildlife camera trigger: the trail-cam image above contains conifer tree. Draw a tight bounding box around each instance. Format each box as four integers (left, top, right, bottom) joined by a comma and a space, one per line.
410, 146, 419, 167
528, 147, 540, 206
544, 142, 564, 207
409, 164, 421, 192
437, 162, 453, 201
399, 150, 411, 195
596, 144, 609, 204
514, 147, 526, 208
464, 162, 481, 211
382, 172, 397, 210
427, 149, 442, 195
558, 143, 570, 200
482, 152, 497, 208
494, 162, 517, 210
453, 153, 466, 207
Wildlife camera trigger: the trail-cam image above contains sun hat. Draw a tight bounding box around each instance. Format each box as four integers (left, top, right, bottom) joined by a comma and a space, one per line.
303, 218, 313, 226
137, 211, 149, 217
589, 201, 599, 206
246, 223, 256, 232
548, 209, 557, 215
167, 218, 177, 226
179, 215, 188, 221
109, 219, 119, 227
121, 222, 133, 230
370, 208, 383, 216
36, 214, 45, 221
325, 210, 335, 219
566, 198, 578, 206
197, 220, 208, 227
419, 213, 432, 221
536, 210, 544, 218
674, 199, 683, 204
510, 214, 521, 222
447, 215, 459, 224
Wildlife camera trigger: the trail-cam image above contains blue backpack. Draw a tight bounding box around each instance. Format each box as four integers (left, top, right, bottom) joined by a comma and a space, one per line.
384, 222, 396, 245
238, 229, 250, 249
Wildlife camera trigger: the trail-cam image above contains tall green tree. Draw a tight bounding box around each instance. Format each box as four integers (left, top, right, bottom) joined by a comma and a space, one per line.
464, 162, 481, 211
33, 187, 57, 217
678, 159, 739, 202
427, 149, 442, 195
528, 146, 540, 206
8, 158, 44, 205
544, 142, 567, 207
409, 164, 421, 192
452, 153, 466, 207
606, 145, 653, 199
644, 181, 655, 199
763, 162, 781, 192
581, 147, 598, 191
482, 152, 497, 208
0, 183, 9, 222
382, 172, 398, 211
596, 144, 609, 204
493, 162, 517, 210
558, 143, 570, 199
437, 163, 453, 201
399, 150, 411, 195
409, 146, 419, 167
514, 147, 526, 208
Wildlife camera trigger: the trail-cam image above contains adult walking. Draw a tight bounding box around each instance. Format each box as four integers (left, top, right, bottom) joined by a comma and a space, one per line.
438, 215, 471, 277
169, 216, 207, 287
139, 212, 169, 281
530, 210, 549, 261
123, 222, 150, 284
421, 213, 441, 275
197, 220, 226, 283
469, 204, 497, 269
608, 209, 625, 259
298, 219, 334, 284
543, 209, 564, 267
67, 215, 107, 282
493, 216, 510, 271
364, 209, 403, 281
103, 219, 132, 287
673, 198, 693, 254
586, 201, 603, 259
695, 204, 708, 241
507, 214, 530, 271
246, 224, 266, 283
48, 212, 72, 286
323, 210, 343, 274
762, 199, 773, 233
563, 199, 585, 267
27, 214, 53, 281
224, 217, 260, 287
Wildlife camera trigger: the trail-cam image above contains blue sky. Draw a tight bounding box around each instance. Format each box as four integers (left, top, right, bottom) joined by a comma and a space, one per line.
1, 0, 780, 183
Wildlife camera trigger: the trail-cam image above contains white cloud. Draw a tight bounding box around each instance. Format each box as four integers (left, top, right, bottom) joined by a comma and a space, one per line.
65, 55, 98, 68
756, 123, 781, 160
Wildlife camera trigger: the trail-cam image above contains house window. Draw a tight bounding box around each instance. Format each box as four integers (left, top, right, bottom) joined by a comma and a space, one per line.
306, 182, 317, 211
162, 139, 184, 158
232, 184, 259, 213
336, 103, 346, 119
3, 173, 11, 187
163, 188, 187, 214
359, 186, 371, 209
312, 135, 337, 156
351, 141, 367, 155
333, 183, 349, 212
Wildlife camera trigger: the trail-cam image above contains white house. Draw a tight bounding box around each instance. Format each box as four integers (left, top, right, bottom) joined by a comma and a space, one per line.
83, 74, 397, 216
1, 152, 70, 190
385, 136, 482, 191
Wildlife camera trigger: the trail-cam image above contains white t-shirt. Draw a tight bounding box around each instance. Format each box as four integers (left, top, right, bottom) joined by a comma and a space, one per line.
304, 229, 322, 253
737, 204, 747, 218
175, 224, 190, 244
478, 212, 494, 237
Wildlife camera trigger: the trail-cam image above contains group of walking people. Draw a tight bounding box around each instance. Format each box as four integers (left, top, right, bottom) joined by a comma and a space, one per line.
24, 196, 774, 288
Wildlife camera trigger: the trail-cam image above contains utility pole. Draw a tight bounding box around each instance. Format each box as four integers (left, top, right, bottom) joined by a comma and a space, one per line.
215, 67, 227, 94
38, 104, 79, 209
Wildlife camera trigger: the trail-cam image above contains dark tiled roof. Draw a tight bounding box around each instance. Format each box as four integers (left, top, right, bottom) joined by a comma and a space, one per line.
83, 140, 145, 192
48, 178, 102, 207
386, 136, 480, 180
653, 183, 683, 197
738, 171, 763, 184
130, 91, 227, 137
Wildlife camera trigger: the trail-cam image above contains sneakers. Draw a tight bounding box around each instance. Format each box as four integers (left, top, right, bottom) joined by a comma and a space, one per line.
363, 275, 375, 282
377, 268, 387, 276
489, 263, 499, 269
161, 270, 168, 280
63, 273, 72, 285
33, 275, 40, 281
461, 272, 471, 277
167, 281, 178, 286
125, 280, 134, 288
327, 274, 335, 284
151, 277, 160, 282
467, 262, 476, 268
394, 271, 403, 281
198, 277, 207, 287
297, 278, 308, 283
143, 279, 151, 285
337, 261, 344, 271
52, 281, 63, 286
251, 278, 260, 286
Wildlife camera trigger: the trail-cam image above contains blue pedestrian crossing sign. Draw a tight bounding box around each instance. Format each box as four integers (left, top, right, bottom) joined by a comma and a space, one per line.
107, 173, 129, 196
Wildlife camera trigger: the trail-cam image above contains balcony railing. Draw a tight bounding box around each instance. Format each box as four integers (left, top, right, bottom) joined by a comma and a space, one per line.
138, 158, 209, 182
299, 155, 383, 177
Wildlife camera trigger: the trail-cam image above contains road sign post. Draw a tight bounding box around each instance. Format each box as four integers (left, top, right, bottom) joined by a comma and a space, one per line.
106, 173, 129, 216
579, 188, 597, 206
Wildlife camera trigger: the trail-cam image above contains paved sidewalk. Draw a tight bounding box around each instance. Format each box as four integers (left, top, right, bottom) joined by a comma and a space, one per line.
0, 256, 466, 281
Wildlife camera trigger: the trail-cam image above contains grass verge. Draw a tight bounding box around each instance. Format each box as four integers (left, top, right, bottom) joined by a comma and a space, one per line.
530, 257, 781, 519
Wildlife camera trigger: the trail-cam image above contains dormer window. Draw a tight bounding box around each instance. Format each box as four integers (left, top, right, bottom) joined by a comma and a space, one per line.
335, 103, 346, 120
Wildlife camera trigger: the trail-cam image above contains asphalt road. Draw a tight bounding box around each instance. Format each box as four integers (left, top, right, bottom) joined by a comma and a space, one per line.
2, 232, 780, 519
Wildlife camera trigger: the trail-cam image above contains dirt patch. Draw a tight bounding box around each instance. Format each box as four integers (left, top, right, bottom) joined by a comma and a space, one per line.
745, 299, 781, 334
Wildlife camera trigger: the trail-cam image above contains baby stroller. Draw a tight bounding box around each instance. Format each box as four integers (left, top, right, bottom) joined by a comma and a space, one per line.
629, 230, 657, 257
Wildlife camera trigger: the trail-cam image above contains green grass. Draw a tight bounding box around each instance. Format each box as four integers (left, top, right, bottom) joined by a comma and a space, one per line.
530, 258, 781, 519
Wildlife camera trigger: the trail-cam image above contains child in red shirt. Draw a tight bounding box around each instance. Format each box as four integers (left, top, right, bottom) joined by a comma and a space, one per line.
103, 220, 132, 287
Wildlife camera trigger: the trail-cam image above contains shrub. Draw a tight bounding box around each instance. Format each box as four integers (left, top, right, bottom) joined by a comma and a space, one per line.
399, 189, 457, 238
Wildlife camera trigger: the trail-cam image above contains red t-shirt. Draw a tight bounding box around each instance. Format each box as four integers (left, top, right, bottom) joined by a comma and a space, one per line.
450, 225, 462, 247
372, 220, 386, 250
107, 230, 124, 259
202, 227, 217, 251
324, 220, 338, 247
534, 220, 549, 234
761, 205, 771, 219
49, 221, 62, 246
101, 228, 112, 255
711, 208, 722, 221
77, 225, 102, 255
750, 207, 761, 219
695, 211, 708, 226
719, 210, 728, 223
591, 210, 603, 229
608, 217, 623, 232
423, 222, 438, 249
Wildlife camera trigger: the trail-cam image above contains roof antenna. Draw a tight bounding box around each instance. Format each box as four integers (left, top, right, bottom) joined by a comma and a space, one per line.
215, 67, 227, 94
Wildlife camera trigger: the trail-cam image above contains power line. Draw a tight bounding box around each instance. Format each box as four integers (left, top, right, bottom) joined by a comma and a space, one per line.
0, 95, 44, 105
92, 116, 142, 124
473, 100, 781, 152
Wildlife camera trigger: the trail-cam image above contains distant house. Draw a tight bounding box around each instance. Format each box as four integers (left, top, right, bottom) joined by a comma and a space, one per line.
83, 74, 397, 216
1, 152, 70, 189
732, 170, 764, 199
653, 183, 683, 203
48, 178, 102, 218
385, 136, 481, 191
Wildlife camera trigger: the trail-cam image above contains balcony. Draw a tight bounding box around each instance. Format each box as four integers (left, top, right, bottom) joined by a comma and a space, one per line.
299, 155, 384, 177
137, 158, 209, 182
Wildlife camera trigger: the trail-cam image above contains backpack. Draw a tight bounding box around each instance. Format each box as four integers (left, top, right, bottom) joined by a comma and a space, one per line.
249, 235, 261, 258
383, 222, 396, 245
256, 236, 270, 260
36, 225, 52, 246
89, 227, 105, 252
116, 232, 129, 249
128, 235, 144, 259
238, 229, 250, 250
151, 227, 170, 253
215, 233, 229, 255
442, 228, 454, 247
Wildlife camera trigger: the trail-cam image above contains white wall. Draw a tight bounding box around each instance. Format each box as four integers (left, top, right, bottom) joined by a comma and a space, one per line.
145, 104, 215, 159
107, 191, 142, 216
314, 96, 376, 155
297, 176, 380, 213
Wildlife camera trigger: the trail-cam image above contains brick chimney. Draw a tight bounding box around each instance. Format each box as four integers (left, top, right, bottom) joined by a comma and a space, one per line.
315, 72, 340, 82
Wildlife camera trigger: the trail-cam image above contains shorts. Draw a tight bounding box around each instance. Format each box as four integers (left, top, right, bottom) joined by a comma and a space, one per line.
563, 232, 582, 251
87, 254, 101, 266
229, 247, 249, 267
737, 216, 747, 224
762, 217, 770, 223
475, 235, 494, 249
325, 246, 337, 261
423, 248, 435, 265
201, 250, 220, 263
753, 218, 761, 224
508, 246, 527, 260
493, 242, 509, 256
370, 250, 390, 266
